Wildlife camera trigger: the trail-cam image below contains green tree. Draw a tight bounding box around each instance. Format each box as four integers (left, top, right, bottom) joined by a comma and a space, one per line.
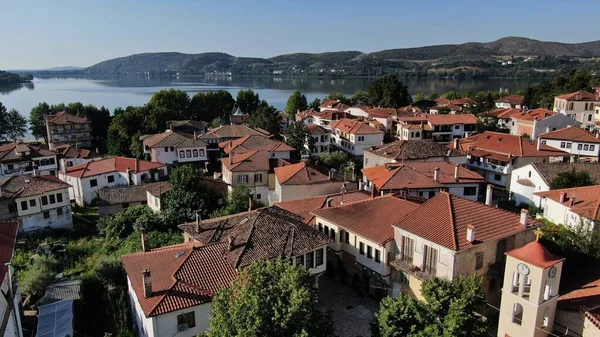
463, 89, 476, 99
427, 92, 439, 100
318, 151, 349, 170
209, 259, 334, 337
351, 90, 370, 105
308, 98, 321, 110
148, 89, 190, 119
367, 75, 412, 108
550, 169, 596, 189
212, 185, 261, 217
442, 91, 461, 100
20, 255, 58, 296
0, 103, 26, 141
236, 89, 261, 115
476, 114, 509, 134
284, 91, 308, 116
97, 205, 166, 240
413, 92, 426, 102
285, 122, 313, 156
188, 90, 235, 122
247, 101, 281, 136
29, 102, 54, 141
371, 295, 429, 337
325, 92, 350, 104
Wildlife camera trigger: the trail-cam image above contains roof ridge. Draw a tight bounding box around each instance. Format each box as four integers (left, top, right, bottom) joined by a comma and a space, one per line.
446, 192, 459, 250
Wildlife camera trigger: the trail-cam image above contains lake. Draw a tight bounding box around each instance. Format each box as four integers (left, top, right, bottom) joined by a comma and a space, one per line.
0, 76, 539, 119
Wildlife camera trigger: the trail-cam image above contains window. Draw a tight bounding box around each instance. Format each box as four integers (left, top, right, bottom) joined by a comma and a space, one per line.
199, 149, 205, 157
57, 208, 63, 216
318, 223, 323, 232
254, 174, 263, 183
193, 149, 198, 157
43, 211, 50, 219
324, 225, 329, 234
20, 201, 28, 211
423, 245, 438, 274
512, 303, 523, 325
186, 150, 191, 158
375, 250, 381, 263
560, 142, 566, 148
367, 246, 373, 259
90, 179, 98, 187
170, 147, 174, 152
463, 187, 477, 196
494, 174, 502, 181
454, 125, 460, 129
584, 144, 589, 151
295, 255, 304, 266
475, 252, 484, 270
578, 144, 583, 150
107, 175, 115, 183
49, 194, 56, 204
358, 136, 364, 142
177, 312, 196, 329
315, 248, 324, 266
57, 193, 63, 203
591, 145, 596, 152
49, 158, 55, 165
164, 147, 169, 152
256, 194, 261, 200
588, 114, 593, 122
329, 228, 335, 240
306, 252, 314, 269
401, 236, 414, 263
345, 231, 350, 244
359, 242, 365, 255
239, 175, 248, 183
29, 199, 36, 207
179, 150, 185, 158
41, 196, 48, 205
566, 143, 572, 149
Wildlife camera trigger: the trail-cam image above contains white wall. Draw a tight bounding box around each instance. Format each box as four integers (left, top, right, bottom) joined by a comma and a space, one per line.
393, 227, 455, 280
147, 192, 163, 213
331, 131, 383, 157
510, 165, 549, 206
15, 189, 72, 231
275, 179, 356, 202
540, 197, 595, 229
539, 138, 599, 159
153, 303, 212, 337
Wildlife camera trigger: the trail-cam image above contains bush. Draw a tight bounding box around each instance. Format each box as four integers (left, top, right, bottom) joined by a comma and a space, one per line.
20, 255, 58, 296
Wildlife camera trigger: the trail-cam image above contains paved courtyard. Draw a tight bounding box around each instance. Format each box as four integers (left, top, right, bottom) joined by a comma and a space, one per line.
318, 276, 379, 337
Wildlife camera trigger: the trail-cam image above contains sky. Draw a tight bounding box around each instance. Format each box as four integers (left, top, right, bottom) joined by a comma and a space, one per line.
2, 0, 600, 69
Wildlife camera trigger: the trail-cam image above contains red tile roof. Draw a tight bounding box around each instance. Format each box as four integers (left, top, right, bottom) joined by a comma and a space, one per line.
54, 144, 102, 159
64, 157, 165, 178
362, 165, 443, 191
312, 195, 420, 244
488, 108, 524, 119
219, 135, 295, 154
365, 107, 396, 118
221, 150, 272, 172
456, 131, 568, 159
306, 124, 329, 135
0, 221, 18, 283
425, 114, 479, 125
275, 191, 371, 224
199, 125, 269, 140
495, 95, 524, 105
0, 175, 70, 198
0, 142, 57, 163
449, 98, 477, 106
505, 241, 564, 269
319, 100, 350, 111
559, 276, 600, 319
512, 108, 556, 121
394, 192, 539, 251
535, 185, 600, 221
121, 241, 237, 317
274, 161, 331, 185
555, 91, 599, 101
539, 126, 600, 144
45, 111, 89, 125
331, 119, 384, 135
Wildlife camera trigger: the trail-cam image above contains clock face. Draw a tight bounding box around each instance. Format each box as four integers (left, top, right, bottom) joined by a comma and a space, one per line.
548, 266, 557, 278
517, 263, 530, 276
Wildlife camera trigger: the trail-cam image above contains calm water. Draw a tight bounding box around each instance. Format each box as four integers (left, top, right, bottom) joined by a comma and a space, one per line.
0, 76, 539, 118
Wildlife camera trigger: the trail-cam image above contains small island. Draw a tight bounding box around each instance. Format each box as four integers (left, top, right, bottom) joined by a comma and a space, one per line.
0, 70, 33, 86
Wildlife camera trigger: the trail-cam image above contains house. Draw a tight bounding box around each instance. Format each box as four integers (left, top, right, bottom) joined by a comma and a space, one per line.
274, 190, 371, 225
197, 125, 270, 160
390, 192, 538, 303
432, 98, 477, 113
45, 111, 93, 151
455, 132, 568, 188
59, 157, 167, 206
295, 109, 320, 124
54, 144, 102, 173
363, 139, 467, 168
122, 208, 330, 336
272, 161, 356, 203
555, 272, 600, 337
553, 91, 600, 129
167, 120, 209, 135
319, 100, 350, 112
396, 114, 478, 143
537, 126, 600, 161
229, 106, 249, 125
0, 175, 72, 232
97, 181, 172, 216
535, 184, 600, 229
487, 108, 523, 130
330, 119, 384, 157
306, 124, 330, 156
509, 108, 558, 138
141, 131, 208, 170
0, 141, 59, 177
510, 162, 600, 207
361, 161, 484, 201
311, 195, 421, 296
219, 135, 294, 160
0, 221, 23, 337
312, 110, 350, 129
495, 95, 524, 109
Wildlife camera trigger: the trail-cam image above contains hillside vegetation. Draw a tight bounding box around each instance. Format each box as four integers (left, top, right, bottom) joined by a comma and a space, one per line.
85, 37, 600, 77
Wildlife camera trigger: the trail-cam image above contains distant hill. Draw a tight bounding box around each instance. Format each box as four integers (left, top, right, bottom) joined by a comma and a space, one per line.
85, 37, 600, 77
0, 70, 32, 85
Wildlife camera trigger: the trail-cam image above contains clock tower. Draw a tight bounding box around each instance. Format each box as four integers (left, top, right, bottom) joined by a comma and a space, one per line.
497, 230, 565, 337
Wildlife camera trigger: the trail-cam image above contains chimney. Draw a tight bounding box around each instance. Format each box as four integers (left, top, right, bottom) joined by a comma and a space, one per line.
142, 269, 152, 298
536, 138, 542, 151
195, 210, 201, 234
569, 195, 576, 207
559, 192, 566, 203
371, 185, 376, 198
140, 228, 150, 252
340, 184, 346, 204
169, 123, 173, 131
228, 236, 234, 251
520, 209, 528, 226
454, 164, 459, 180
596, 132, 600, 139
228, 140, 232, 148
229, 151, 234, 166
485, 184, 493, 206
326, 197, 333, 208
433, 167, 440, 182
545, 126, 550, 134
466, 225, 475, 243
358, 179, 364, 190
126, 167, 131, 185
193, 131, 198, 140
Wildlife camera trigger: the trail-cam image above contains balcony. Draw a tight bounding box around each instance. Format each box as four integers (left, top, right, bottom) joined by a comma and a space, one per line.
389, 254, 436, 281
467, 159, 509, 174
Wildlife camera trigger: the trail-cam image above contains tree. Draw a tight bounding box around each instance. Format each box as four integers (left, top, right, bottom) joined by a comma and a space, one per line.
413, 92, 426, 102
427, 92, 439, 100
309, 98, 321, 110
463, 89, 476, 99
188, 90, 235, 122
367, 75, 412, 108
351, 90, 370, 105
148, 89, 190, 119
442, 91, 461, 100
318, 151, 349, 170
285, 122, 313, 156
284, 91, 308, 116
212, 185, 261, 217
371, 276, 487, 337
248, 101, 281, 136
236, 89, 261, 115
209, 259, 334, 337
325, 92, 350, 104
476, 114, 509, 134
97, 205, 166, 240
0, 103, 26, 141
20, 255, 58, 296
29, 102, 54, 141
550, 169, 596, 189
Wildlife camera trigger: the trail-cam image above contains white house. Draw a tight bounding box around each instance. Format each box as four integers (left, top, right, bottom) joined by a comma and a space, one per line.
0, 175, 72, 232
396, 114, 478, 144
362, 139, 468, 168
330, 119, 384, 157
0, 142, 59, 177
495, 95, 523, 109
59, 157, 167, 206
311, 195, 421, 296
535, 184, 600, 229
142, 131, 208, 170
0, 221, 23, 337
54, 144, 103, 173
553, 91, 600, 129
537, 126, 600, 161
306, 124, 331, 156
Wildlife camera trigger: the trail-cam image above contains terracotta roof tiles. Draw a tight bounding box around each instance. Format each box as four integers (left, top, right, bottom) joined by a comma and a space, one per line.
45, 111, 89, 125
364, 140, 465, 161
331, 118, 384, 135
219, 135, 294, 154
505, 241, 564, 269
555, 91, 599, 101
535, 184, 600, 221
0, 175, 70, 198
274, 191, 371, 224
65, 157, 165, 178
539, 126, 600, 144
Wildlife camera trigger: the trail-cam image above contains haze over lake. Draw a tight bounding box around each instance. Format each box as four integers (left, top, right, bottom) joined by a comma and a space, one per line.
1, 76, 538, 119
